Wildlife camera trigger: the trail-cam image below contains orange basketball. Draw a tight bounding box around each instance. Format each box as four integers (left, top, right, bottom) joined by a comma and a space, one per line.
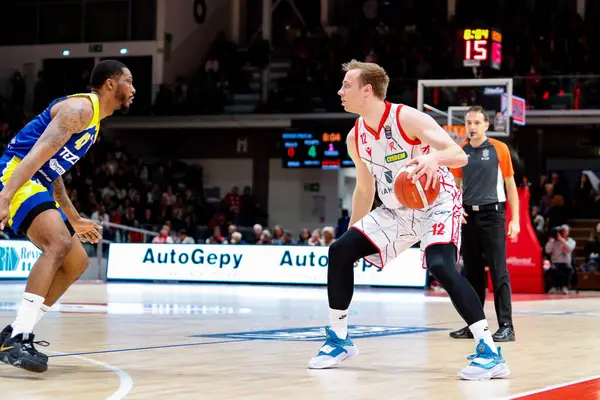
393, 165, 440, 209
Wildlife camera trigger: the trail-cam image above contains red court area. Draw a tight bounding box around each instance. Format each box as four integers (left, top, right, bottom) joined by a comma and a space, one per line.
512, 377, 600, 399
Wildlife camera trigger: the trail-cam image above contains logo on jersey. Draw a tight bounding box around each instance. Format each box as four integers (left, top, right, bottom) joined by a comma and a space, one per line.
366, 147, 372, 157
49, 159, 66, 175
385, 151, 408, 163
48, 147, 81, 176
389, 142, 397, 151
59, 147, 80, 165
482, 149, 490, 161
384, 125, 392, 139
384, 170, 394, 184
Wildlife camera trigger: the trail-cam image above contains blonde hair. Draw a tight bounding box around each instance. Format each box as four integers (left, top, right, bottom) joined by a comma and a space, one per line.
322, 226, 335, 236
342, 59, 390, 100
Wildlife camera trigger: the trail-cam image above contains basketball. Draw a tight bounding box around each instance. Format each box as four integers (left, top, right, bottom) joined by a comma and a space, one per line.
393, 165, 440, 209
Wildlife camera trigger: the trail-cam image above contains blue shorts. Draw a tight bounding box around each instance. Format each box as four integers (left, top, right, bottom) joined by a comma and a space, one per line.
0, 155, 74, 236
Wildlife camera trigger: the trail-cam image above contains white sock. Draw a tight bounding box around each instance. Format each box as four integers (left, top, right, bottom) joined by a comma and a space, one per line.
469, 319, 498, 354
11, 293, 45, 338
11, 303, 50, 329
35, 304, 50, 325
329, 308, 349, 340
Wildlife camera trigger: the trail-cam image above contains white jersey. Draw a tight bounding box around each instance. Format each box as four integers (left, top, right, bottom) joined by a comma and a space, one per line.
350, 101, 463, 269
353, 101, 455, 209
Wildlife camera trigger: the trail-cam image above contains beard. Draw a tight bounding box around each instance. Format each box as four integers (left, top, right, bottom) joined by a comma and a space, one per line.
117, 89, 131, 114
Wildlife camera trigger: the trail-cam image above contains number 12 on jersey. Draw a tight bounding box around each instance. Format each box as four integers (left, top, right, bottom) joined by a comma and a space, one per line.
432, 222, 446, 236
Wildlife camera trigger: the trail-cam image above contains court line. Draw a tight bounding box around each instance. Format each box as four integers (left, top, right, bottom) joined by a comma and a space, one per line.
49, 338, 250, 358
424, 320, 462, 326
47, 350, 133, 400
499, 374, 600, 399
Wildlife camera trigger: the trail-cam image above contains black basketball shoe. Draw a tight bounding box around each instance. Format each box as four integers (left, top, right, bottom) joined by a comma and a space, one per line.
0, 325, 48, 361
492, 325, 516, 342
0, 332, 48, 373
449, 326, 474, 339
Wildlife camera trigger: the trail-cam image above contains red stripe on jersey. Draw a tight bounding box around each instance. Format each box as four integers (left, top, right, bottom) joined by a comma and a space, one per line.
354, 118, 359, 156
396, 104, 421, 145
363, 101, 391, 140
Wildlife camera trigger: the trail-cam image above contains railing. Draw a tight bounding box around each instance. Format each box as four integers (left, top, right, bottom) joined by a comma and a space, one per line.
98, 220, 159, 243
83, 220, 158, 260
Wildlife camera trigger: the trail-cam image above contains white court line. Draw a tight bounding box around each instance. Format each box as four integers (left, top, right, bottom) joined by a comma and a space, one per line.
499, 374, 600, 399
48, 350, 133, 399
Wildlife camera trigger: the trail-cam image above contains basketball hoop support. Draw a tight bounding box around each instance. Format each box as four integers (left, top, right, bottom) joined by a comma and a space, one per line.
417, 78, 514, 123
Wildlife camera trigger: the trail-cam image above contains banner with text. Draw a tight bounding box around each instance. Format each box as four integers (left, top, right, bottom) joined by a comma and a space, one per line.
0, 240, 43, 279
106, 243, 427, 287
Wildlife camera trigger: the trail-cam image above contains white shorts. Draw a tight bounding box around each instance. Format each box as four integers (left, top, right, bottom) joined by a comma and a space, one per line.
352, 186, 463, 269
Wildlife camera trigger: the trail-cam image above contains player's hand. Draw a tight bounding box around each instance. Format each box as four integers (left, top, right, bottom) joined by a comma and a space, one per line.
0, 195, 10, 230
507, 220, 520, 239
461, 211, 468, 224
406, 154, 439, 191
73, 217, 103, 244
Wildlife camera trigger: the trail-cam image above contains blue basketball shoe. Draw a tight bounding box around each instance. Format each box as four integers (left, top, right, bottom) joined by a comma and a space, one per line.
308, 327, 359, 369
458, 339, 510, 380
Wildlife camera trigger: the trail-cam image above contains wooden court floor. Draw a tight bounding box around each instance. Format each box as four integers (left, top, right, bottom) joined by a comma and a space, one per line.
0, 282, 599, 399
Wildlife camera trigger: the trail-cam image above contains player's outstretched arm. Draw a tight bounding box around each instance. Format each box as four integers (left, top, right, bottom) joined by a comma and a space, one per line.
0, 98, 93, 202
347, 130, 376, 226
52, 176, 80, 222
400, 106, 468, 169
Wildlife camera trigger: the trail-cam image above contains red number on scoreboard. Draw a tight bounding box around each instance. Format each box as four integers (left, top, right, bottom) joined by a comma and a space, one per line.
465, 40, 488, 61
492, 42, 502, 64
287, 147, 295, 157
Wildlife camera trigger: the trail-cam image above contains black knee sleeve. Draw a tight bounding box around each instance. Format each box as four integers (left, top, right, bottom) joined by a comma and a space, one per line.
426, 244, 486, 325
327, 228, 378, 310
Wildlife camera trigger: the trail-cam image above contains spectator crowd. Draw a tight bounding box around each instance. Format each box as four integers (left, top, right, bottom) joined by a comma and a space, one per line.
528, 171, 600, 293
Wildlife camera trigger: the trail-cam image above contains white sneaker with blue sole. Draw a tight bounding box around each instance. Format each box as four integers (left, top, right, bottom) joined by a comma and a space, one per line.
308, 327, 359, 369
458, 339, 510, 381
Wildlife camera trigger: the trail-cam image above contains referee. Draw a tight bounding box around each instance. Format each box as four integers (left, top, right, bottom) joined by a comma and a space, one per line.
449, 105, 520, 342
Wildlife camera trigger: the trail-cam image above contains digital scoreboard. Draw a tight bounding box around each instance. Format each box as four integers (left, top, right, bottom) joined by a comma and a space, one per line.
282, 131, 354, 169
459, 28, 502, 70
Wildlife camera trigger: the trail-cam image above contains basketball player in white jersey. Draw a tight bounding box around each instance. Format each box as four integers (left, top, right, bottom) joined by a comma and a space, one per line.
308, 60, 510, 380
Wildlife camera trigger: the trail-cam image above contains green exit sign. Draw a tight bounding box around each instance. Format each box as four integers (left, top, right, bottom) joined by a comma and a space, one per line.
304, 183, 320, 192
89, 44, 103, 53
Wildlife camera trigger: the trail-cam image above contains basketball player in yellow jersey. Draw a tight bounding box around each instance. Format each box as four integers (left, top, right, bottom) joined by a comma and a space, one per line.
0, 60, 135, 373
308, 60, 510, 380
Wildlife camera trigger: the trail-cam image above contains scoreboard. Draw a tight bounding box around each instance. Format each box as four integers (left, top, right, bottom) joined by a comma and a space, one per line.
282, 131, 354, 169
459, 28, 502, 70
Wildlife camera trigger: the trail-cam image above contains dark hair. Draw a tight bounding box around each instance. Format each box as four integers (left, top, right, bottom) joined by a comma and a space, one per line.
465, 105, 489, 122
90, 59, 127, 89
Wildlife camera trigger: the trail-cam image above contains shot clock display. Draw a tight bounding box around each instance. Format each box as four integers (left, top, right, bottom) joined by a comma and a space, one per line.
460, 28, 502, 70
282, 131, 354, 169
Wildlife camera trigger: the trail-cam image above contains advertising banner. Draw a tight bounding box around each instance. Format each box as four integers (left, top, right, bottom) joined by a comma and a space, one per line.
0, 240, 43, 279
106, 243, 427, 287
